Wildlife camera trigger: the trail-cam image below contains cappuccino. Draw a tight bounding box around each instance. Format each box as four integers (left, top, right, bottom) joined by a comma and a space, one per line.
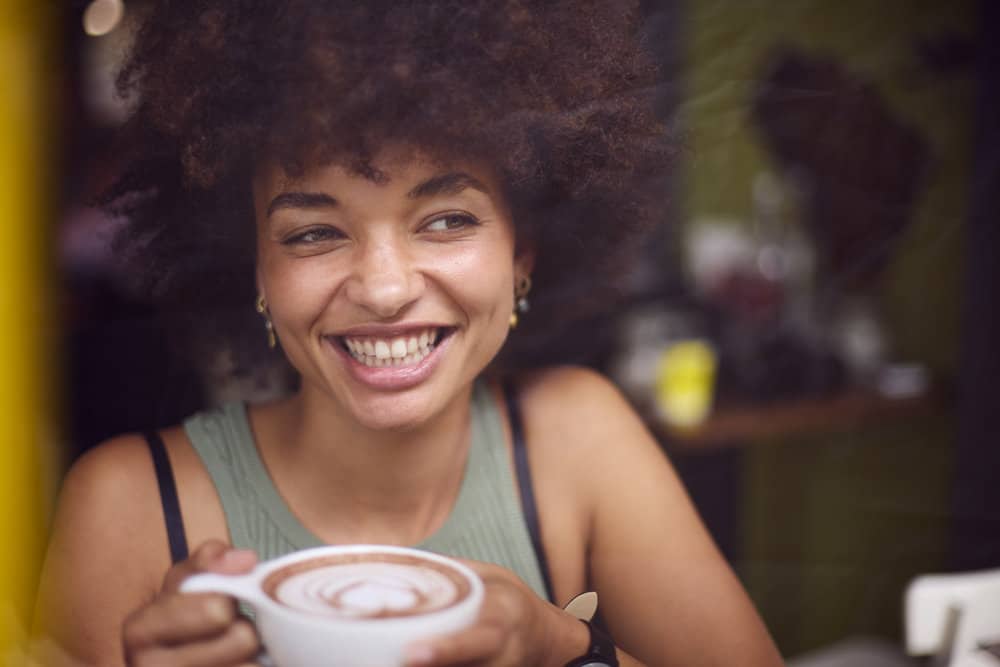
262, 553, 471, 619
181, 545, 483, 667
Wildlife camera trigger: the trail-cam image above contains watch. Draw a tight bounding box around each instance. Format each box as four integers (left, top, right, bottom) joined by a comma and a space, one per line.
563, 620, 619, 667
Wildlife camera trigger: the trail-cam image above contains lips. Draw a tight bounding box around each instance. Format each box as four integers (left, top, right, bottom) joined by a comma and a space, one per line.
325, 326, 456, 391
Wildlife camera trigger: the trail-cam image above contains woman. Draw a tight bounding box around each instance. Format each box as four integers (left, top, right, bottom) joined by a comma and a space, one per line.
36, 2, 784, 666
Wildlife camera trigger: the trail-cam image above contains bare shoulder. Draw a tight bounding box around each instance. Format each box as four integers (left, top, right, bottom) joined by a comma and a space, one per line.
35, 422, 233, 663
516, 365, 657, 461
516, 369, 783, 665
44, 432, 175, 589
59, 427, 193, 522
53, 423, 221, 562
515, 365, 677, 510
34, 433, 168, 660
59, 433, 162, 526
519, 364, 623, 403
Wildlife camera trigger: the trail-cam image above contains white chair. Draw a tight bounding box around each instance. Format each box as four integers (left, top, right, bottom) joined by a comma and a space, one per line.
905, 568, 1000, 667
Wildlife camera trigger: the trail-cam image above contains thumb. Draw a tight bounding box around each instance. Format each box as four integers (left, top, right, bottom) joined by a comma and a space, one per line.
162, 539, 258, 593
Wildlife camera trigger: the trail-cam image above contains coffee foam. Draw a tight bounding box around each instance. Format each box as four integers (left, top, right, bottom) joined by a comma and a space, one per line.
262, 553, 471, 619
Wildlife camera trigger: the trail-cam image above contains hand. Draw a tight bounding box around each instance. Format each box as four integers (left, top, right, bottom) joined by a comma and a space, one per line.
121, 540, 262, 667
403, 560, 587, 667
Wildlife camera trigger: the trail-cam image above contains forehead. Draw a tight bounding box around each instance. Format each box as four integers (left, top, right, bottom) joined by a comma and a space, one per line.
253, 148, 503, 202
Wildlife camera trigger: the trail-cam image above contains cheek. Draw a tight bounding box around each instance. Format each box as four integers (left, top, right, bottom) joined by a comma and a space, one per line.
261, 256, 344, 327
431, 244, 515, 320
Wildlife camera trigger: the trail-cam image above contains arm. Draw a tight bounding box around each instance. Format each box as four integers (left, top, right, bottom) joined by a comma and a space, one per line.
33, 436, 169, 663
32, 436, 260, 666
405, 367, 775, 667
558, 368, 784, 667
379, 366, 780, 667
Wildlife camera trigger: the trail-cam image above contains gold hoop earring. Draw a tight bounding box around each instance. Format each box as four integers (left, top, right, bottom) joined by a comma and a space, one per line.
509, 275, 532, 329
255, 295, 277, 349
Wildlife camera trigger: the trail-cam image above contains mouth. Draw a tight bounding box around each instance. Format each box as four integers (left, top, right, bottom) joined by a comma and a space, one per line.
332, 326, 456, 369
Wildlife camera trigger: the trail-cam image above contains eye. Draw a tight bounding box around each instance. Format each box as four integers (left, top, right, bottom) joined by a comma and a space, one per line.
422, 213, 480, 233
282, 226, 345, 245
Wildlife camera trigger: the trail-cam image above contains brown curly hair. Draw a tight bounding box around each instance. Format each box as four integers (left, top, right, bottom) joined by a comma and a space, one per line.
107, 0, 672, 373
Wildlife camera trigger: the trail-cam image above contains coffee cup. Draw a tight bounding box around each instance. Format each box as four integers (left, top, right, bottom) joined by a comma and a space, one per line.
181, 544, 484, 667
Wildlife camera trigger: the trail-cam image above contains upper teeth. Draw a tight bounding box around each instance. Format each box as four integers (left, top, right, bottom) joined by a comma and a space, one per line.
343, 328, 439, 367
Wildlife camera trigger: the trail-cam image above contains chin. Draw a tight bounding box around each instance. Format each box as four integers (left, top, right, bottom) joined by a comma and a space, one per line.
345, 390, 442, 433
358, 415, 426, 433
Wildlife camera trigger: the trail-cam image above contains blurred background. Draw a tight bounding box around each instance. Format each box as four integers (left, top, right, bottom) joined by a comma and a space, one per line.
2, 0, 997, 663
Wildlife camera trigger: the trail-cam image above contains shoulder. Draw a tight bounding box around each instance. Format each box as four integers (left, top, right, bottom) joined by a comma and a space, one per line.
62, 424, 197, 510
55, 432, 179, 564
35, 433, 173, 658
518, 364, 622, 404
511, 365, 669, 514
60, 433, 159, 515
52, 421, 217, 574
515, 365, 653, 455
514, 365, 680, 530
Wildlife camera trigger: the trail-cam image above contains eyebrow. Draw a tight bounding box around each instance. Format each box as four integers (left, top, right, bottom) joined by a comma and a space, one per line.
266, 171, 489, 217
266, 191, 338, 218
407, 172, 490, 199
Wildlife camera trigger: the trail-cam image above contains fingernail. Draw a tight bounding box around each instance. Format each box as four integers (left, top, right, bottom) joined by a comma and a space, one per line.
404, 643, 434, 665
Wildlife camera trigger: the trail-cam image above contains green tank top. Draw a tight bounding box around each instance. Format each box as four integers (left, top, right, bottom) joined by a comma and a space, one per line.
183, 380, 549, 600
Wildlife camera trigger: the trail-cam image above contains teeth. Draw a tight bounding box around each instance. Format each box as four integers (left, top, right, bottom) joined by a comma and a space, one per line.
341, 328, 444, 369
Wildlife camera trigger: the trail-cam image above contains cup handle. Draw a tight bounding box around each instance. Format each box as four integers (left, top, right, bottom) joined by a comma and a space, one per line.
180, 571, 269, 607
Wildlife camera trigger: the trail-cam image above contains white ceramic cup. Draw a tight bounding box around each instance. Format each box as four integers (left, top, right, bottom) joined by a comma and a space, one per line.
181, 544, 484, 667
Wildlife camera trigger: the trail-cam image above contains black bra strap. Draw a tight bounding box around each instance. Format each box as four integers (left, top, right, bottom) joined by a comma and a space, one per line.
503, 381, 556, 604
143, 431, 190, 564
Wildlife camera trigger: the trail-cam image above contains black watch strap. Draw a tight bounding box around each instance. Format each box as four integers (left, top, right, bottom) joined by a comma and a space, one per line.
563, 620, 619, 667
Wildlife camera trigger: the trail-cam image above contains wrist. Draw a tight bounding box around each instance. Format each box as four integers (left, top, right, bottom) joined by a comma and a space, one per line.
562, 620, 619, 667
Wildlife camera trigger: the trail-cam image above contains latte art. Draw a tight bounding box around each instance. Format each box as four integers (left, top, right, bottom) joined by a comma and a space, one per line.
263, 554, 470, 619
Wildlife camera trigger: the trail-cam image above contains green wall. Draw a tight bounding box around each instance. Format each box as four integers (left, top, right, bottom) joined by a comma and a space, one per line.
675, 0, 975, 656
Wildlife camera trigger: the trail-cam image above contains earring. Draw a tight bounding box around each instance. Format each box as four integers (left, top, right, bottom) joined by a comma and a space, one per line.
255, 295, 277, 349
509, 275, 532, 329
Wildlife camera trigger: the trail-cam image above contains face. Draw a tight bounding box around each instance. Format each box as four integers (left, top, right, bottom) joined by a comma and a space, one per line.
253, 150, 531, 431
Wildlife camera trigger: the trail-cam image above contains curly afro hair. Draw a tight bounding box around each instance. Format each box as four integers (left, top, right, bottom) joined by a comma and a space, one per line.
107, 0, 673, 374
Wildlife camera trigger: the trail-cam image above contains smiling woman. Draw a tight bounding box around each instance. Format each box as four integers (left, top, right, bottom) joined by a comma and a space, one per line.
34, 2, 784, 667
254, 156, 524, 431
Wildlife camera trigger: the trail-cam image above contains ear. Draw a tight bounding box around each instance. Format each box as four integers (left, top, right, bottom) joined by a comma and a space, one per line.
514, 243, 536, 279
255, 267, 266, 303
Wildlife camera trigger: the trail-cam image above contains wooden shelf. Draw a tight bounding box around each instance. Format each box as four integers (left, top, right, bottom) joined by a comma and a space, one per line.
648, 387, 945, 451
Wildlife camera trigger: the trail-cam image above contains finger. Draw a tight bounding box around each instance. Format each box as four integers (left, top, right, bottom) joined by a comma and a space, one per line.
447, 557, 503, 580
129, 618, 260, 667
404, 624, 507, 667
448, 558, 526, 594
162, 540, 257, 593
123, 591, 238, 648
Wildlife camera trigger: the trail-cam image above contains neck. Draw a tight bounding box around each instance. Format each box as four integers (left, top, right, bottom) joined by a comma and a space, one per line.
253, 383, 476, 545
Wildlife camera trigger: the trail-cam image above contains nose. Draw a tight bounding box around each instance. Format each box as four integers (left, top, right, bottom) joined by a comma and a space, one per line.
344, 237, 424, 319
